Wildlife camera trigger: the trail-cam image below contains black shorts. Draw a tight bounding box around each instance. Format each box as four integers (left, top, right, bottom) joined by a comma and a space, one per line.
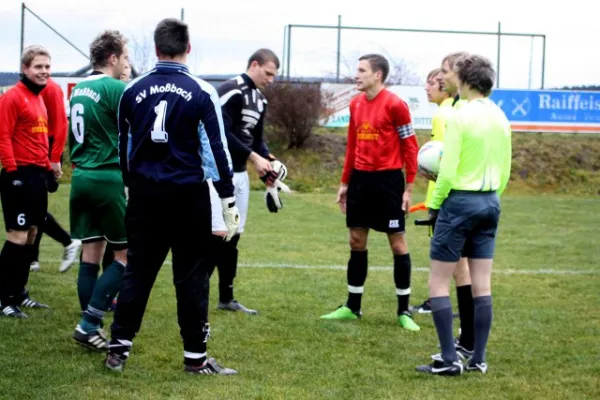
346, 169, 406, 233
0, 166, 49, 231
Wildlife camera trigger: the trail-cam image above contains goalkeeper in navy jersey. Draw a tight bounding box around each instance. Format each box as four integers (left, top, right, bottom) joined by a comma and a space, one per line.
105, 18, 240, 375
208, 48, 287, 315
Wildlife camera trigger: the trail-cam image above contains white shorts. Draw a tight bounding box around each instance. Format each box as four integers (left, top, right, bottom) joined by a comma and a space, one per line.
208, 171, 250, 234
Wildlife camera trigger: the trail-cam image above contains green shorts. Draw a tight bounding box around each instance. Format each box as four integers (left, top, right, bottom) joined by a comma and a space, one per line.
70, 167, 127, 245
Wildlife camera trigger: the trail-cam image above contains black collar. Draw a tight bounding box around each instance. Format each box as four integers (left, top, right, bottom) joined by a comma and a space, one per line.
452, 94, 460, 106
241, 73, 256, 90
20, 75, 46, 95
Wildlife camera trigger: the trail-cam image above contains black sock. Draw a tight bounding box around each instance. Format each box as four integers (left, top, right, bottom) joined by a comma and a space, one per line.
457, 285, 475, 351
430, 296, 458, 362
472, 295, 493, 364
32, 231, 43, 262
0, 241, 28, 306
44, 213, 72, 247
77, 262, 100, 311
346, 250, 368, 312
207, 235, 222, 279
17, 244, 37, 301
216, 235, 240, 303
394, 253, 412, 315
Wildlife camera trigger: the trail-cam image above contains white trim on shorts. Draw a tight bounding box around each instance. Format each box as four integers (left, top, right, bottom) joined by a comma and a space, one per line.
208, 171, 250, 234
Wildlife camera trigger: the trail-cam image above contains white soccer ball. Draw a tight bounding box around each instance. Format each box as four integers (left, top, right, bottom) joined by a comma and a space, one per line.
418, 141, 443, 180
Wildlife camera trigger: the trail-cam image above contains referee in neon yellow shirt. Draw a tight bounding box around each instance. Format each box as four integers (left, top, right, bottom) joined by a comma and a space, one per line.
413, 54, 479, 365
416, 54, 512, 376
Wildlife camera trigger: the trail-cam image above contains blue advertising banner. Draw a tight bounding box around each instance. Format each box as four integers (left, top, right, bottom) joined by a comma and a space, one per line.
319, 84, 600, 133
489, 89, 600, 132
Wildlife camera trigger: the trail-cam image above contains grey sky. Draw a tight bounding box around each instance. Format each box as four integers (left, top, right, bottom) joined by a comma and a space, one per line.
1, 0, 597, 88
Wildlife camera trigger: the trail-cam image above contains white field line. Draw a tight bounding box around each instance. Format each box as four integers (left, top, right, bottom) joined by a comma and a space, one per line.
39, 259, 599, 275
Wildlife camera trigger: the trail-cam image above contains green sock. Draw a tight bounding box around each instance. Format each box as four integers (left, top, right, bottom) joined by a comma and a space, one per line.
77, 262, 100, 311
88, 260, 125, 312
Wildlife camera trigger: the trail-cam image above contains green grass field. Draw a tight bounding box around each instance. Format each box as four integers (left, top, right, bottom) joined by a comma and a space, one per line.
0, 186, 599, 400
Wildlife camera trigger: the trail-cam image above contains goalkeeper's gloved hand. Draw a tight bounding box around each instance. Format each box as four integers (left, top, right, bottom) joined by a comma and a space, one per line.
270, 160, 287, 182
220, 197, 240, 241
265, 179, 291, 213
260, 170, 278, 187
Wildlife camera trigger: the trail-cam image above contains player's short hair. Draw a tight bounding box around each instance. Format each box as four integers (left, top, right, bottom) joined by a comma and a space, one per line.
90, 30, 127, 68
247, 49, 280, 70
154, 18, 189, 58
21, 45, 51, 67
359, 54, 390, 83
442, 51, 469, 70
427, 68, 443, 81
454, 54, 496, 96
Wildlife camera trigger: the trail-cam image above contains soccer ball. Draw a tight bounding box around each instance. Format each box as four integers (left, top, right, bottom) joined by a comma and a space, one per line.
417, 141, 443, 180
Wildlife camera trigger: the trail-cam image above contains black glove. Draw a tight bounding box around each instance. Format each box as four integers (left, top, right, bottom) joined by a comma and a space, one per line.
428, 208, 439, 233
46, 170, 59, 193
414, 208, 439, 230
2, 169, 24, 188
265, 187, 282, 213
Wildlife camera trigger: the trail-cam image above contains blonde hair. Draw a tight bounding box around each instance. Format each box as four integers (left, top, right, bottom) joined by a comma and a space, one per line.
21, 45, 51, 68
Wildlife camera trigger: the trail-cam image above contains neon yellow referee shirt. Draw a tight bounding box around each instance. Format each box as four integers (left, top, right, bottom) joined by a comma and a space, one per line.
426, 97, 512, 210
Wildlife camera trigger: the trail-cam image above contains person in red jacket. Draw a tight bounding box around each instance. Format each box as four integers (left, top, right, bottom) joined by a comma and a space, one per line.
29, 78, 82, 273
321, 54, 420, 331
0, 45, 63, 318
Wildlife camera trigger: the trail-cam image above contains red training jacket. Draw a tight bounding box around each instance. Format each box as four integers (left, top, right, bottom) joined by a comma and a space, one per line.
341, 88, 419, 185
0, 81, 50, 171
41, 78, 68, 163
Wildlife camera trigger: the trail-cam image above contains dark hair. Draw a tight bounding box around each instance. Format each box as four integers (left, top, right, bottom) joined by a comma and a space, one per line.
154, 18, 189, 58
358, 54, 389, 82
90, 30, 127, 68
454, 54, 496, 96
247, 48, 280, 70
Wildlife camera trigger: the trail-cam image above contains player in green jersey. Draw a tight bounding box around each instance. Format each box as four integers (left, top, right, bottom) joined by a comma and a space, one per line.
69, 30, 129, 351
416, 54, 512, 376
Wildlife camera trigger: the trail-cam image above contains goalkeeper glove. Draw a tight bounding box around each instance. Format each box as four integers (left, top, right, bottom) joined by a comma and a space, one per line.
270, 160, 287, 181
265, 179, 291, 213
260, 157, 288, 187
221, 197, 240, 241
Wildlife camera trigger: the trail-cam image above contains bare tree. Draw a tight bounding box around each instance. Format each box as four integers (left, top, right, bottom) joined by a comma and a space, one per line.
130, 34, 156, 74
386, 58, 423, 86
328, 53, 422, 86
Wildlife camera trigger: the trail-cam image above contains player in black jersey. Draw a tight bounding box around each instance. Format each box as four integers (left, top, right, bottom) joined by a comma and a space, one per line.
208, 48, 286, 315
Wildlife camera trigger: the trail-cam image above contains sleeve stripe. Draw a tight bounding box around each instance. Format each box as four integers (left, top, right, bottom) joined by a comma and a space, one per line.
219, 89, 242, 106
184, 71, 233, 171
396, 123, 415, 139
242, 109, 260, 119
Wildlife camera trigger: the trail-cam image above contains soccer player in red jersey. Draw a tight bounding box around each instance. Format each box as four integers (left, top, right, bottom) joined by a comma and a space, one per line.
321, 54, 420, 331
0, 45, 63, 317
